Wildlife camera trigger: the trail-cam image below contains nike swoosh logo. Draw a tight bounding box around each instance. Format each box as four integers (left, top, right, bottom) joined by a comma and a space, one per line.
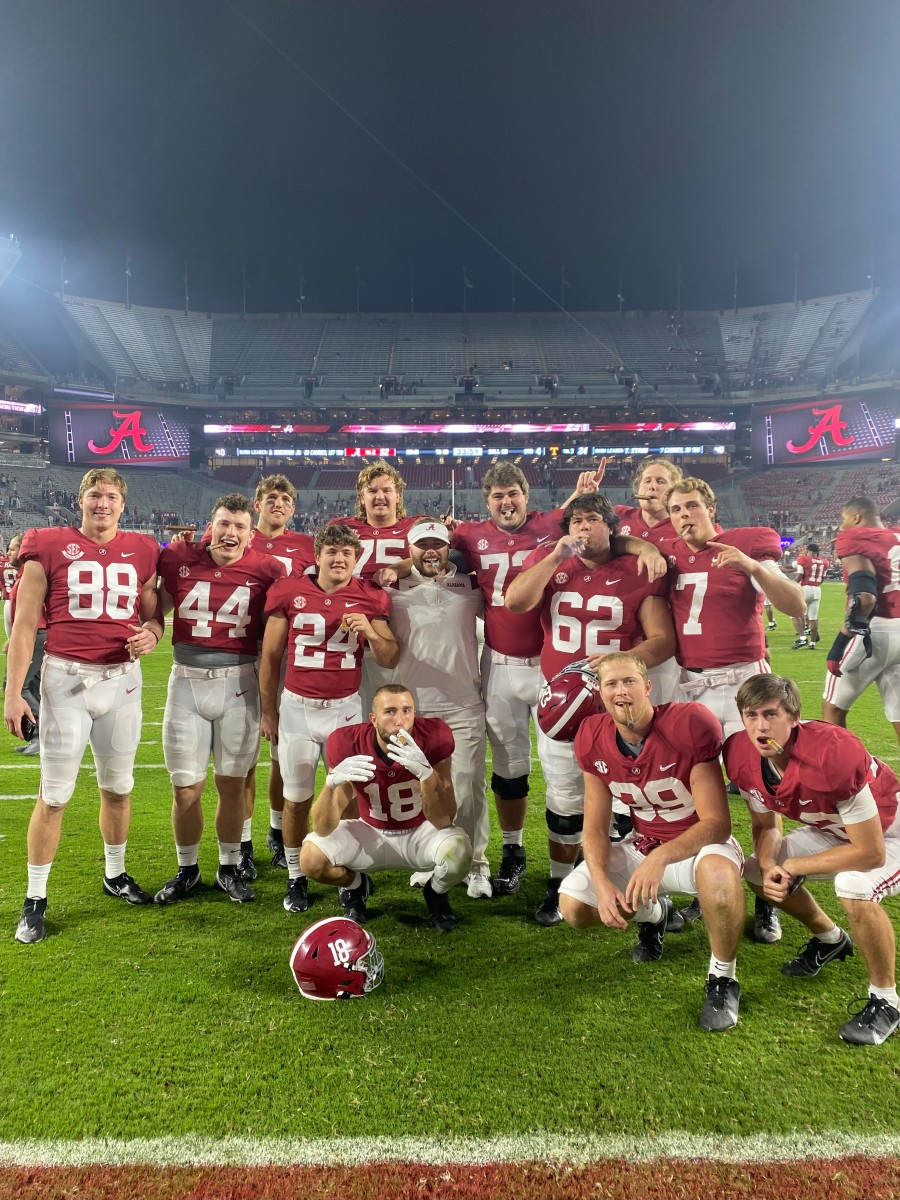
285, 548, 299, 553
344, 602, 360, 608
122, 552, 135, 558
660, 762, 676, 771
605, 578, 621, 585
125, 687, 137, 694
536, 535, 553, 544
235, 690, 248, 697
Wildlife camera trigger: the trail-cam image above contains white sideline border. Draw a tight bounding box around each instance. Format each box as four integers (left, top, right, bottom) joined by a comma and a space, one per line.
1, 1132, 899, 1167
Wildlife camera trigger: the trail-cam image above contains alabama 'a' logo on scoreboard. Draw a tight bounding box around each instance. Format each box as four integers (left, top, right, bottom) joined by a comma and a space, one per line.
786, 403, 855, 455
88, 410, 155, 455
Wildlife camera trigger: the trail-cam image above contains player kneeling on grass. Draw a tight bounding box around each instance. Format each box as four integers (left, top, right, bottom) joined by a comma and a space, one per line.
725, 674, 900, 1046
558, 652, 745, 1032
299, 684, 472, 932
154, 495, 285, 907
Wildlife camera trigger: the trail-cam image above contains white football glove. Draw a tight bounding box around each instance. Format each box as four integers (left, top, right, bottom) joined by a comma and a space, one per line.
387, 731, 433, 781
325, 755, 376, 789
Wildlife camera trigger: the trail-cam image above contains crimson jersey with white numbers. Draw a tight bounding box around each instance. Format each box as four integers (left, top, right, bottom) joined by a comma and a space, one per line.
520, 546, 667, 680
723, 721, 899, 841
250, 527, 315, 578
326, 716, 455, 832
666, 526, 782, 668
453, 509, 564, 656
575, 702, 722, 846
795, 554, 828, 587
835, 525, 900, 619
0, 554, 16, 600
614, 506, 677, 548
19, 527, 159, 664
327, 515, 420, 581
265, 574, 391, 699
160, 540, 285, 655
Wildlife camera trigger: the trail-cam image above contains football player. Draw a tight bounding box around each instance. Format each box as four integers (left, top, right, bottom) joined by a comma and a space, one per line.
5, 468, 161, 945
726, 673, 900, 1045
260, 523, 398, 915
387, 518, 489, 896
451, 462, 661, 898
3, 532, 46, 756
822, 497, 900, 749
791, 542, 829, 648
154, 494, 285, 907
329, 460, 420, 712
242, 474, 315, 877
506, 493, 676, 924
300, 684, 471, 932
665, 476, 805, 943
559, 651, 745, 1031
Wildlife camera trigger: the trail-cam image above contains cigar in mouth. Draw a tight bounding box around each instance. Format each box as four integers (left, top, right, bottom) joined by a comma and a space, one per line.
764, 737, 784, 754
622, 702, 635, 729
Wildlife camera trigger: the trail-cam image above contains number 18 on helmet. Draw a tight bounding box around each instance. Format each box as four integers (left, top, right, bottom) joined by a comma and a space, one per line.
289, 916, 385, 1000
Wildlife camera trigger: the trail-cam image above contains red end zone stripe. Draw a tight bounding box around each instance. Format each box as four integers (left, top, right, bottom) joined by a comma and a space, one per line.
2, 1159, 899, 1200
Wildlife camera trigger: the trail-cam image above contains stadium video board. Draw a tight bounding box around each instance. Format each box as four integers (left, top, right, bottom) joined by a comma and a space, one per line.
48, 400, 191, 468
751, 392, 898, 467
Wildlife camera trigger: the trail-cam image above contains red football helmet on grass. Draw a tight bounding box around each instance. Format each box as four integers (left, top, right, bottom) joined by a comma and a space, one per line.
289, 916, 384, 1000
537, 659, 605, 742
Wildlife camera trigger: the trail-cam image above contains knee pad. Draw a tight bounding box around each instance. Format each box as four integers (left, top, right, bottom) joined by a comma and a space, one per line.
95, 767, 135, 797
432, 829, 472, 890
491, 772, 529, 801
546, 808, 584, 845
37, 789, 71, 811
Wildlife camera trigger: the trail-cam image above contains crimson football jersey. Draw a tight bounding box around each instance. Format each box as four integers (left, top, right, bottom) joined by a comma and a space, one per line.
250, 527, 315, 578
19, 527, 159, 664
575, 702, 722, 846
325, 716, 455, 832
0, 554, 16, 601
614, 506, 677, 548
453, 509, 564, 657
160, 540, 285, 655
520, 546, 667, 680
666, 526, 782, 668
795, 553, 829, 587
327, 515, 420, 581
265, 573, 391, 699
834, 526, 900, 619
723, 721, 899, 841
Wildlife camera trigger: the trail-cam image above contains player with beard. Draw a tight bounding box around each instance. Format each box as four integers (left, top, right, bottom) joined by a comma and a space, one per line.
329, 461, 420, 711
154, 495, 285, 907
300, 684, 471, 932
822, 497, 900, 749
5, 468, 161, 945
560, 652, 745, 1031
726, 673, 900, 1045
3, 532, 46, 756
260, 523, 398, 915
451, 462, 664, 897
387, 518, 489, 897
241, 474, 315, 879
664, 477, 805, 944
506, 493, 676, 924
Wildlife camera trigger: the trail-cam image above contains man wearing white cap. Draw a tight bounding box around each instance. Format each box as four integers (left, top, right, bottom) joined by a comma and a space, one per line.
386, 517, 491, 897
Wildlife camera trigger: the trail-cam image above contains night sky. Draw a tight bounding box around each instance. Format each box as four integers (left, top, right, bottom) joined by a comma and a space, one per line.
2, 0, 900, 324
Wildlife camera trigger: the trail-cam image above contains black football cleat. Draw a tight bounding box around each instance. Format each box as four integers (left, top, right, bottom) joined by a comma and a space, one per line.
103, 872, 153, 905
840, 995, 900, 1046
781, 929, 853, 977
632, 898, 674, 963
491, 845, 527, 896
423, 879, 458, 933
751, 897, 782, 943
338, 873, 373, 923
214, 866, 256, 903
535, 878, 563, 927
283, 875, 311, 914
237, 841, 257, 882
154, 865, 202, 906
699, 974, 741, 1032
679, 897, 703, 924
267, 827, 288, 869
15, 896, 47, 945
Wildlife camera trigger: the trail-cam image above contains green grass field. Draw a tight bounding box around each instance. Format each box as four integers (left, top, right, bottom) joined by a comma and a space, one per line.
1, 581, 898, 1146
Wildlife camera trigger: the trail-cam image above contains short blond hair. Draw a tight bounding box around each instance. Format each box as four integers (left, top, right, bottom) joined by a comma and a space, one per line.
355, 461, 406, 521
633, 457, 683, 490
595, 651, 649, 684
666, 476, 716, 510
78, 468, 127, 500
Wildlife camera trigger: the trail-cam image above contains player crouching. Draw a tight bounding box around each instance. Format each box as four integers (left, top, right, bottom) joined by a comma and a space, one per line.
300, 685, 472, 932
726, 674, 900, 1046
558, 652, 745, 1032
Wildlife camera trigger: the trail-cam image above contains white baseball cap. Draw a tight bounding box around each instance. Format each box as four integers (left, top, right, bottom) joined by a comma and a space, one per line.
407, 521, 450, 546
